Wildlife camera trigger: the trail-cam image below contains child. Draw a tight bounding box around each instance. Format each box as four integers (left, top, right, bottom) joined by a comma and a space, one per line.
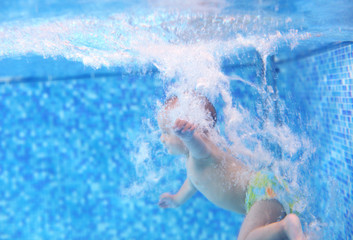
157, 95, 305, 240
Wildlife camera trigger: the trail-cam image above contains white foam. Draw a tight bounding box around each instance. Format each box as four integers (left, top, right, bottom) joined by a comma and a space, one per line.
1, 11, 316, 214
148, 0, 228, 12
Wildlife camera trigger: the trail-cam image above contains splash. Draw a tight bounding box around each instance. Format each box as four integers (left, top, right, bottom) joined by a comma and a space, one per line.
0, 11, 311, 67
1, 11, 312, 175
148, 0, 229, 12
1, 8, 320, 236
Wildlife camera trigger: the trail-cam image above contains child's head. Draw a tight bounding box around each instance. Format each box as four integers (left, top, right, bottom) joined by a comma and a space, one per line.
157, 93, 217, 155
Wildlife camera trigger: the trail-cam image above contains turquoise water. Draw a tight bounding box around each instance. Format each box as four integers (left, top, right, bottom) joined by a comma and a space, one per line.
0, 1, 352, 239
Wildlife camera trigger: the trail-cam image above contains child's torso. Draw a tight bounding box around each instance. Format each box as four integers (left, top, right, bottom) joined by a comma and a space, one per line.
186, 146, 253, 214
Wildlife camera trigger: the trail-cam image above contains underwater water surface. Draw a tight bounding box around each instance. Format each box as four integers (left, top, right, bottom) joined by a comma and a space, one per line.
0, 0, 352, 239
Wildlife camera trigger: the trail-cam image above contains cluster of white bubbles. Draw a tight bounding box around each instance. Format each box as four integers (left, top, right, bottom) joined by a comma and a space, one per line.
0, 6, 328, 238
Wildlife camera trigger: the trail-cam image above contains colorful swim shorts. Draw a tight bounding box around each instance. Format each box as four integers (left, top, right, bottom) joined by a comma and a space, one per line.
245, 170, 298, 214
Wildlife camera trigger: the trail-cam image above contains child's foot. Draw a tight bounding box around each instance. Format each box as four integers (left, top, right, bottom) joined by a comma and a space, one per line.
283, 214, 305, 240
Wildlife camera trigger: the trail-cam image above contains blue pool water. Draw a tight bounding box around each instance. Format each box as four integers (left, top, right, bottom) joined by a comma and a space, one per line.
0, 1, 352, 239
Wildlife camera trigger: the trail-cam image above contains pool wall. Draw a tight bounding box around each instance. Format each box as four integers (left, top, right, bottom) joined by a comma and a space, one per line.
0, 56, 246, 239
0, 42, 352, 239
277, 42, 353, 239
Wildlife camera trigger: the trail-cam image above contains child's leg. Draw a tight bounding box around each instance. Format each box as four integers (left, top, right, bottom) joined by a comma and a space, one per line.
237, 199, 304, 240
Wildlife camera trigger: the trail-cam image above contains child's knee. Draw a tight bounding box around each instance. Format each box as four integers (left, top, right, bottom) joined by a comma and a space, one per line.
283, 213, 302, 230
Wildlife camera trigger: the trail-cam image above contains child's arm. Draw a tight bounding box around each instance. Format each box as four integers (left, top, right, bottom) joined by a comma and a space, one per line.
158, 178, 197, 208
173, 119, 211, 160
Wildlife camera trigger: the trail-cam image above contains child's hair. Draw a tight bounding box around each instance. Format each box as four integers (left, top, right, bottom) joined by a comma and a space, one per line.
164, 94, 217, 128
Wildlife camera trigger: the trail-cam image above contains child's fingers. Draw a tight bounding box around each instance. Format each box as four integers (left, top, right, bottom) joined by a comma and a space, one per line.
182, 123, 191, 132
174, 119, 196, 131
158, 193, 174, 208
175, 119, 187, 127
158, 197, 173, 208
182, 123, 196, 132
159, 203, 167, 208
174, 119, 187, 130
173, 119, 181, 129
158, 199, 167, 207
158, 200, 167, 208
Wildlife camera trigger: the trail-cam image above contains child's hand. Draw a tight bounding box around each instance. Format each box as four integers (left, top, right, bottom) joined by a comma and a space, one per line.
158, 193, 179, 208
173, 119, 196, 141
